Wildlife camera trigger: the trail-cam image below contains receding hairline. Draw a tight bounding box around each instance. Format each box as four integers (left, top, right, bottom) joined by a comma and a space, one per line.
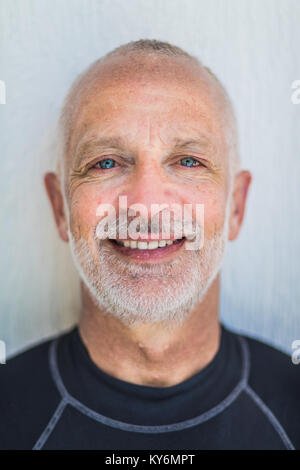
56, 39, 240, 184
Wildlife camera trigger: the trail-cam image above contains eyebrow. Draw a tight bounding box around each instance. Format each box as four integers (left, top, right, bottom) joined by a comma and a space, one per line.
74, 134, 214, 167
171, 137, 214, 151
74, 136, 135, 167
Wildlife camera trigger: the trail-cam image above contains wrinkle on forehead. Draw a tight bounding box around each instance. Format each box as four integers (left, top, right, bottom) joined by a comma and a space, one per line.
62, 54, 223, 137
69, 88, 223, 162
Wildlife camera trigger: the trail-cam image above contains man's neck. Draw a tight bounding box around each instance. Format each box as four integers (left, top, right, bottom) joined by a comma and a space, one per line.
78, 275, 221, 387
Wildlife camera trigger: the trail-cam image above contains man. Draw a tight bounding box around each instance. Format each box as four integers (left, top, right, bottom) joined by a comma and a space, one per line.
0, 39, 299, 450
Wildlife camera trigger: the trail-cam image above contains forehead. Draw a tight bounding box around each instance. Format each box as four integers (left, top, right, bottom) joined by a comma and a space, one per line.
65, 56, 227, 165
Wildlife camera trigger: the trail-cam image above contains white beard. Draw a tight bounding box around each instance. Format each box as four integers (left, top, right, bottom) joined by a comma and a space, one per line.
68, 214, 229, 328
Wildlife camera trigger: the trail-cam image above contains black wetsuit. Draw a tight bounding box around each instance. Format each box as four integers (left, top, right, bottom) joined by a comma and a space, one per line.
0, 323, 299, 450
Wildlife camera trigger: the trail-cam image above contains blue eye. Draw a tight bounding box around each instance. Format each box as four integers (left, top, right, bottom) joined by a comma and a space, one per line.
179, 157, 200, 167
97, 158, 116, 169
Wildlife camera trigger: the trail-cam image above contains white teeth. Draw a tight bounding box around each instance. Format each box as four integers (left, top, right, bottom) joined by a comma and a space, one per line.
148, 241, 159, 250
137, 242, 148, 250
112, 238, 184, 249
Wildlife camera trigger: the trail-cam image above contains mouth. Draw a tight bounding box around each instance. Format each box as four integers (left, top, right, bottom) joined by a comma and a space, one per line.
107, 237, 186, 261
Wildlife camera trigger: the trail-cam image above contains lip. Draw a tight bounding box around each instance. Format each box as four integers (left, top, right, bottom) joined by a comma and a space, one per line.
107, 238, 186, 262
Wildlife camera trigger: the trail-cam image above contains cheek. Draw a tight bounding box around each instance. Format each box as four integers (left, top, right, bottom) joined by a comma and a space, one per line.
204, 198, 226, 239
184, 186, 227, 239
69, 186, 109, 241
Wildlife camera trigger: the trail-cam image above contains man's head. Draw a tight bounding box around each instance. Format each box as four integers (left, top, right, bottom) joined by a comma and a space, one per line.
45, 39, 251, 327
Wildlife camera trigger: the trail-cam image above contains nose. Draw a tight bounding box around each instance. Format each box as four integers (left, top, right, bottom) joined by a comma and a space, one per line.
120, 161, 178, 214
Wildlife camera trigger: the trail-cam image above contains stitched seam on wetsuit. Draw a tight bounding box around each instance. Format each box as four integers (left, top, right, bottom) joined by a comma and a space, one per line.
245, 384, 295, 450
32, 398, 68, 450
47, 333, 249, 434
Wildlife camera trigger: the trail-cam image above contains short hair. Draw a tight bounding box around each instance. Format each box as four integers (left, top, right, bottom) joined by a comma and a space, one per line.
56, 39, 240, 187
105, 38, 194, 59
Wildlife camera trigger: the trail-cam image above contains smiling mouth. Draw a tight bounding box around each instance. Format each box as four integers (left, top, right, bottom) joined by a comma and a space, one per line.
107, 237, 186, 260
110, 237, 185, 250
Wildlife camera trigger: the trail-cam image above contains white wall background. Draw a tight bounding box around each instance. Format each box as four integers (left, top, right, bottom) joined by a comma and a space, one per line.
1, 0, 299, 356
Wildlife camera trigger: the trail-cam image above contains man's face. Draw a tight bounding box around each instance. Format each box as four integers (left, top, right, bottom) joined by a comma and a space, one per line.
62, 56, 232, 326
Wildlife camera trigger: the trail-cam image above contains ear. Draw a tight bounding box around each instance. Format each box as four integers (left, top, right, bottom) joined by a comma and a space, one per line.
228, 170, 252, 241
44, 172, 69, 242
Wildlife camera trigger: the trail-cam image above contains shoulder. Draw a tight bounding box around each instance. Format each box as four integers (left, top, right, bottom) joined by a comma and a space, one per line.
240, 330, 299, 392
233, 328, 300, 449
0, 331, 66, 449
